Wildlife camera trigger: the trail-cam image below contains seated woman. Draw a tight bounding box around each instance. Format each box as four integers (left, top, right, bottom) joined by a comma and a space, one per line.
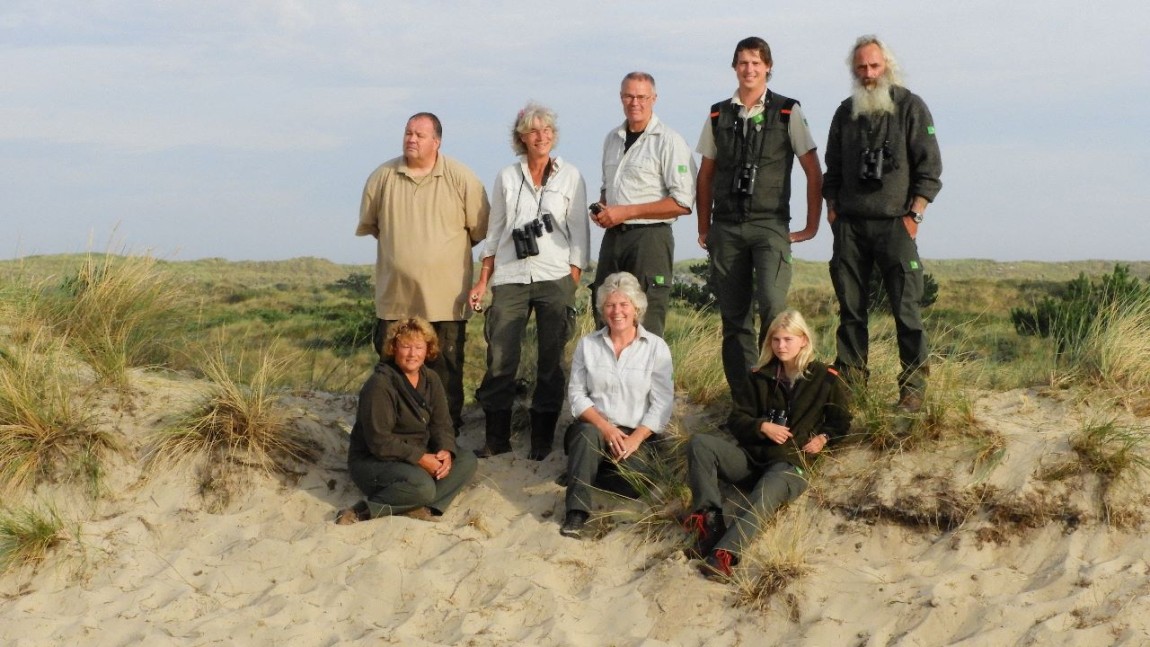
560, 272, 674, 539
336, 317, 478, 524
684, 309, 850, 576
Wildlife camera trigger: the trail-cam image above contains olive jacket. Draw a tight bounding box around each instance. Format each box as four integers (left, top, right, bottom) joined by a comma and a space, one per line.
727, 359, 852, 468
347, 360, 456, 466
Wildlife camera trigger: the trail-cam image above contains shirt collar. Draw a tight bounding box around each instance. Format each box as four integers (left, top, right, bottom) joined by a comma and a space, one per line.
730, 89, 768, 109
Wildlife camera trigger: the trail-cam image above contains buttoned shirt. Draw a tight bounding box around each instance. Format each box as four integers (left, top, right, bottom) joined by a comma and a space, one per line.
356, 154, 490, 321
601, 114, 697, 225
695, 90, 817, 159
568, 325, 674, 433
481, 157, 590, 286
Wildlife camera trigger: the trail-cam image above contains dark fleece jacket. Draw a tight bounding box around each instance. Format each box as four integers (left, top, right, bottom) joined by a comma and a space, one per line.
727, 360, 852, 468
347, 360, 456, 466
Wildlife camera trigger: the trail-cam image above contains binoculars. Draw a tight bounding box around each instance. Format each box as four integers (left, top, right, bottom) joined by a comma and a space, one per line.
512, 213, 555, 259
859, 141, 898, 181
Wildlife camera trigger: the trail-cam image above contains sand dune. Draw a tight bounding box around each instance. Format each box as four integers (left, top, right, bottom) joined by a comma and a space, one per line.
2, 372, 1149, 646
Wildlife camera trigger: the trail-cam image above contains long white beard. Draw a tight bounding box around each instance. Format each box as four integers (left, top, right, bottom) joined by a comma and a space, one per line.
850, 77, 896, 119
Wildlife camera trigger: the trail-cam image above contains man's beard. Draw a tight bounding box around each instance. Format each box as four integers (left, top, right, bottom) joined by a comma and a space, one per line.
850, 76, 896, 119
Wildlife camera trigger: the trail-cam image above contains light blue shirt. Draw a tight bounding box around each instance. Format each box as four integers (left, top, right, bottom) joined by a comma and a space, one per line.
568, 325, 674, 433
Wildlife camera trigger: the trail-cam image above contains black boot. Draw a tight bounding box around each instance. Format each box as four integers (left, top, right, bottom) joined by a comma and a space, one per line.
475, 409, 513, 458
528, 409, 560, 461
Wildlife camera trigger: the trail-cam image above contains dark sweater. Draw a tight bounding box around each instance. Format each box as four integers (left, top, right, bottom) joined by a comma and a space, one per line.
823, 85, 942, 218
727, 360, 851, 468
347, 361, 456, 466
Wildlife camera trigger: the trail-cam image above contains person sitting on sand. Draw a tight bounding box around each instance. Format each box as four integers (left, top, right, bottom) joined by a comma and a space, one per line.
683, 309, 850, 577
336, 317, 478, 524
560, 271, 674, 539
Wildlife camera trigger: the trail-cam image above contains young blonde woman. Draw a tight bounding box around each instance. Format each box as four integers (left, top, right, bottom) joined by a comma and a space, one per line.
683, 309, 850, 577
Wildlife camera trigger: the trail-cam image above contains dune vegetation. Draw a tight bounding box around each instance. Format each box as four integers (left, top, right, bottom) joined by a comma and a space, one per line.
1, 252, 1149, 642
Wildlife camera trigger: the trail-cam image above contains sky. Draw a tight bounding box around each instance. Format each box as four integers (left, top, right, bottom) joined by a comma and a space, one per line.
3, 1, 1148, 266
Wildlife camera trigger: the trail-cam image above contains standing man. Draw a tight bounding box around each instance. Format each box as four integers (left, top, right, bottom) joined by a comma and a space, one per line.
823, 36, 943, 412
695, 36, 823, 406
590, 72, 696, 338
357, 112, 490, 432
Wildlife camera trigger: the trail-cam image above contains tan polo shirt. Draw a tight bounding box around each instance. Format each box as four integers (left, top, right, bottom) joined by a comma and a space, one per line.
357, 154, 490, 321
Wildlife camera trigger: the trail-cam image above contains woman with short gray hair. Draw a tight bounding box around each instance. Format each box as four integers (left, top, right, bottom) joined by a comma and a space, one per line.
559, 271, 674, 539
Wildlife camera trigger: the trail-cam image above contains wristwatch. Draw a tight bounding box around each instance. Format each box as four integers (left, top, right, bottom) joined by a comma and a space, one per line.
907, 210, 924, 224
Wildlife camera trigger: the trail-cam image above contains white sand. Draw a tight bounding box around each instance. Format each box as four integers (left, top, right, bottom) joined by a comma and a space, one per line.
3, 374, 1149, 646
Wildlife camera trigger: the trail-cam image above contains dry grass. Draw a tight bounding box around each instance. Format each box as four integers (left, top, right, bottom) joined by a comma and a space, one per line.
0, 503, 69, 574
1081, 300, 1150, 394
0, 333, 113, 496
148, 342, 319, 486
732, 501, 814, 615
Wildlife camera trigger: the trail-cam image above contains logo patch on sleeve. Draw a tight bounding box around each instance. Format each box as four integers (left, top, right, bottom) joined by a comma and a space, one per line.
927, 126, 936, 135
910, 260, 921, 270
677, 164, 688, 173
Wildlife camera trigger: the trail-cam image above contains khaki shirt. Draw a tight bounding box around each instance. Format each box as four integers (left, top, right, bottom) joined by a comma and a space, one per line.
357, 154, 490, 321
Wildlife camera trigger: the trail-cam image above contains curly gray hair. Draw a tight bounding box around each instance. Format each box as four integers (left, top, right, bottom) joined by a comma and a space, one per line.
595, 271, 647, 325
511, 102, 559, 156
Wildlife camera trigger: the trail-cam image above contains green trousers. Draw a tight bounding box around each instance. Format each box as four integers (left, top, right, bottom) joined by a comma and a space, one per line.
829, 216, 929, 395
707, 219, 793, 406
590, 224, 673, 337
686, 433, 807, 558
475, 277, 577, 413
349, 450, 478, 518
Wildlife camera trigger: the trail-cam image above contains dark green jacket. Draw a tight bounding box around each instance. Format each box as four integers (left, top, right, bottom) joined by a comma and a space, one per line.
710, 91, 798, 223
727, 360, 851, 468
823, 85, 942, 218
347, 360, 456, 466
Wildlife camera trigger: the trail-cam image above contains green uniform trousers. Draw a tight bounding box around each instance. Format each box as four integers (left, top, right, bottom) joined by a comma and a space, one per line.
829, 216, 929, 394
475, 277, 577, 413
349, 450, 478, 518
707, 219, 793, 406
375, 319, 467, 432
564, 421, 663, 514
590, 223, 673, 337
686, 433, 808, 557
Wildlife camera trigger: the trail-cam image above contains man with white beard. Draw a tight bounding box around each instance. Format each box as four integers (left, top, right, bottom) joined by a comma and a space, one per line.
823, 35, 942, 412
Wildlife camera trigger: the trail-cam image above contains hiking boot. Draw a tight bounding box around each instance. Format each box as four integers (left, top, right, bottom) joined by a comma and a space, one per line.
699, 549, 736, 579
895, 392, 924, 414
560, 510, 589, 539
399, 506, 439, 522
682, 508, 726, 559
528, 409, 560, 461
334, 500, 370, 525
475, 409, 513, 458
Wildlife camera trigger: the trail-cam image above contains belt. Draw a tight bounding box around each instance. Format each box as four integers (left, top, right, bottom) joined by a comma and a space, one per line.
613, 222, 670, 233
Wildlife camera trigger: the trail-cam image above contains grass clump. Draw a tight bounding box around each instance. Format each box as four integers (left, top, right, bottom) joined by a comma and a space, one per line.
732, 503, 813, 616
1069, 417, 1150, 484
0, 503, 69, 573
35, 252, 189, 388
149, 343, 318, 487
662, 309, 728, 406
0, 334, 112, 495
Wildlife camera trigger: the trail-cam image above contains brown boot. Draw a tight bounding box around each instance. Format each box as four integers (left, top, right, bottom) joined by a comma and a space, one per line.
399, 506, 439, 522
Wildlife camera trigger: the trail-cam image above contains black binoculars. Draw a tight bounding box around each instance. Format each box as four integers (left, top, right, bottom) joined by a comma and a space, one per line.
732, 162, 757, 196
512, 213, 555, 259
765, 409, 789, 427
859, 141, 898, 181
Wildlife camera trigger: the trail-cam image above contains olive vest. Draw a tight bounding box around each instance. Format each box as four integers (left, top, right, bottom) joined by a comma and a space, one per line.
710, 91, 798, 223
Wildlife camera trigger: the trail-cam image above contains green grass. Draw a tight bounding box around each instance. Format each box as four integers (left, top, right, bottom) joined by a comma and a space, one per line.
0, 503, 69, 573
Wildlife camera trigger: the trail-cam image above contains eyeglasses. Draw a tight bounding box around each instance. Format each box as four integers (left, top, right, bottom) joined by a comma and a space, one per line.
620, 94, 653, 104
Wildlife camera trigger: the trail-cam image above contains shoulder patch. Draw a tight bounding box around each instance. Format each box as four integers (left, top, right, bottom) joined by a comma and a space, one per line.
927, 126, 936, 135
827, 367, 840, 377
709, 111, 720, 118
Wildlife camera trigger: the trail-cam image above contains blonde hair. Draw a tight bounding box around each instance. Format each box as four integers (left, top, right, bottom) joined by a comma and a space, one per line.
755, 309, 816, 375
384, 317, 440, 362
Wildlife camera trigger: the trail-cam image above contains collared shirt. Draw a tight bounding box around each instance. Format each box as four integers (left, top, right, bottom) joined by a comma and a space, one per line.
481, 156, 590, 286
601, 114, 697, 225
568, 325, 674, 433
356, 154, 490, 321
695, 90, 817, 159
